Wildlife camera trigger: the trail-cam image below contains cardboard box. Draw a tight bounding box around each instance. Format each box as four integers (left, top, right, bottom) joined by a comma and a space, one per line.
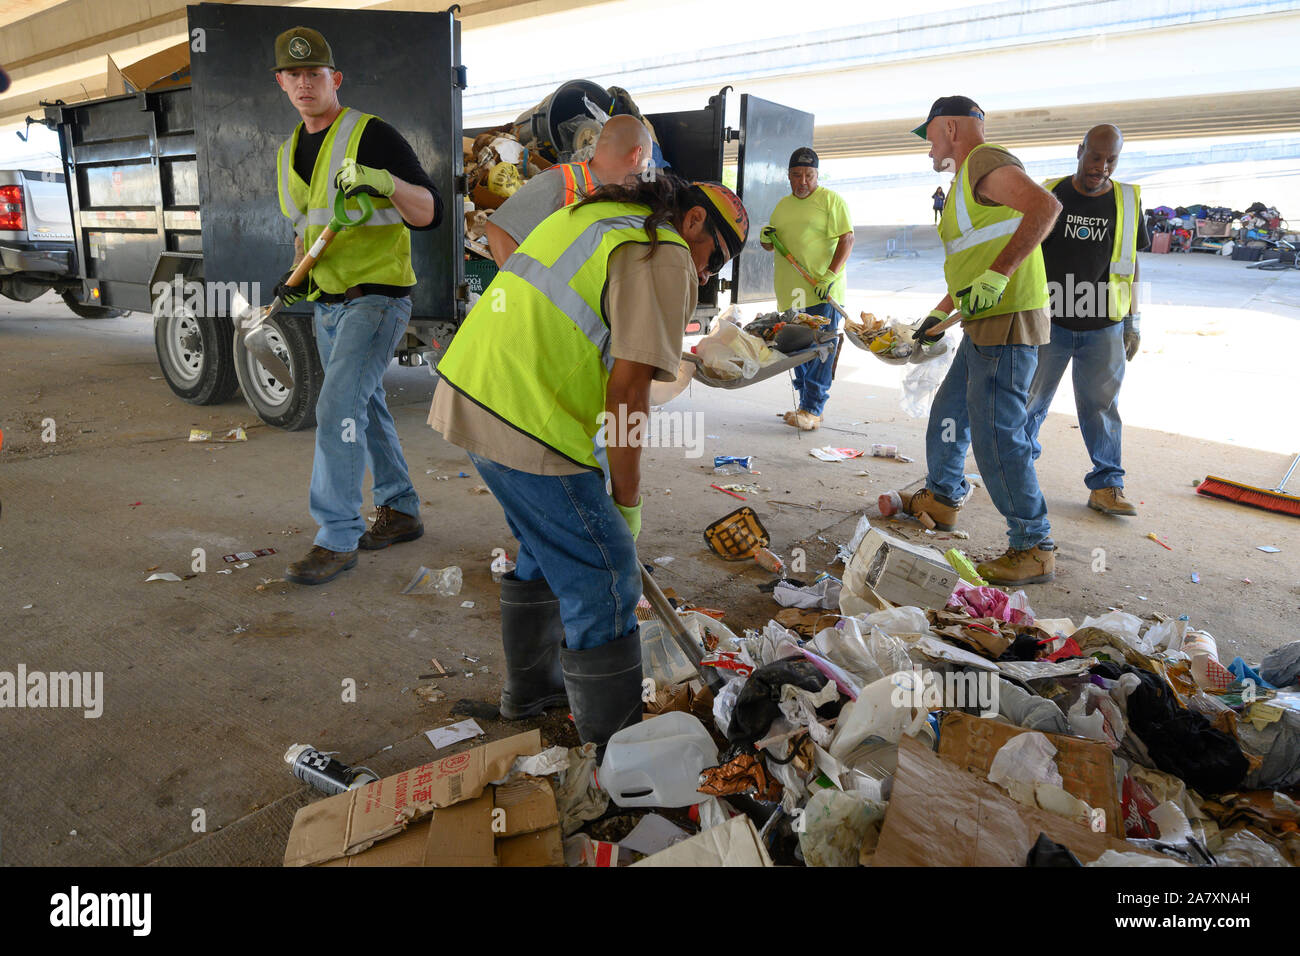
285, 730, 559, 867
938, 711, 1124, 836
842, 525, 960, 610
107, 41, 191, 96
873, 736, 1161, 866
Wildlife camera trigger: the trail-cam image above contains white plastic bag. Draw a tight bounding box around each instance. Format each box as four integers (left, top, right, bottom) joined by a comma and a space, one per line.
899, 336, 956, 418
797, 788, 886, 867
988, 732, 1062, 805
1068, 684, 1126, 749
828, 672, 931, 761
694, 322, 772, 380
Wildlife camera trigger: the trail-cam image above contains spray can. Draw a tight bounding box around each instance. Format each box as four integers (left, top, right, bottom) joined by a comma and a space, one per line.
871, 444, 898, 458
284, 744, 378, 796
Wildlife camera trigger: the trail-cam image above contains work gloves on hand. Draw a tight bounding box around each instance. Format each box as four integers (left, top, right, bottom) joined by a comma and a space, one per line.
813, 272, 839, 301
759, 225, 778, 246
958, 268, 1009, 317
1123, 315, 1140, 362
912, 309, 950, 343
334, 158, 394, 199
614, 498, 642, 541
273, 269, 319, 306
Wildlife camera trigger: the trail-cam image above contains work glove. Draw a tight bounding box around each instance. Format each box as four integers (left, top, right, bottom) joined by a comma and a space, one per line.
273, 269, 319, 306
1123, 315, 1140, 362
813, 272, 838, 301
614, 497, 642, 541
334, 158, 394, 199
912, 308, 950, 343
958, 268, 1009, 317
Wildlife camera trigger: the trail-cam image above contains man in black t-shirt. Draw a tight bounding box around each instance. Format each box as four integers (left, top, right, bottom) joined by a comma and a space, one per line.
1025, 124, 1149, 518
270, 26, 443, 586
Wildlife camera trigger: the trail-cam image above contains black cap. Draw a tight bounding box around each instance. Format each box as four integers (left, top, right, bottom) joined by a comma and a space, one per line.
912, 96, 984, 139
788, 147, 819, 169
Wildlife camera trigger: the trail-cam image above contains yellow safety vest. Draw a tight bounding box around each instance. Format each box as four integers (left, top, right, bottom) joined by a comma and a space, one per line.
1043, 177, 1141, 320
276, 107, 416, 293
438, 200, 689, 471
938, 143, 1049, 318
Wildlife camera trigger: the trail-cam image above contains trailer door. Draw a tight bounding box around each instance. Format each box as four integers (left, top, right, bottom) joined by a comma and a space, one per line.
732, 95, 815, 305
187, 4, 462, 322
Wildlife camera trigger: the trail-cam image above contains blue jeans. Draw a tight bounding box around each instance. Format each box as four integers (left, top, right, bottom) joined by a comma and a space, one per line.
469, 454, 640, 651
309, 295, 419, 552
792, 302, 840, 415
925, 337, 1051, 550
1025, 322, 1126, 490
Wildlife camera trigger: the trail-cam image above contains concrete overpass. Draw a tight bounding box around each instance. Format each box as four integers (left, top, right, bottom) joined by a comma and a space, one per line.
1, 0, 1298, 154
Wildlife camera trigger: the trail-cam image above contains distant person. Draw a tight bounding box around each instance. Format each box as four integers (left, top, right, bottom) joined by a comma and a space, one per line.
932, 186, 945, 223
1025, 124, 1149, 517
759, 147, 854, 431
485, 115, 652, 267
904, 95, 1062, 587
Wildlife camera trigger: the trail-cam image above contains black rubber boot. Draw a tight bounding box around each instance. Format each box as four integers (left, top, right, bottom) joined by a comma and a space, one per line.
560, 629, 645, 751
498, 574, 568, 720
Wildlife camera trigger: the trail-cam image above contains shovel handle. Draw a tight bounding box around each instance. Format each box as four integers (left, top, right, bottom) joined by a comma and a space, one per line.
769, 231, 849, 322
281, 192, 376, 291
639, 565, 726, 694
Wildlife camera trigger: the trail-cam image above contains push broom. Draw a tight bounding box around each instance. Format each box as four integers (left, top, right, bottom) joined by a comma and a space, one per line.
1197, 454, 1300, 518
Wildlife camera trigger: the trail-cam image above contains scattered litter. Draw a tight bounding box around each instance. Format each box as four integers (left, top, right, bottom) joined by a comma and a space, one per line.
620, 814, 691, 855
457, 471, 469, 478
1258, 546, 1281, 553
217, 569, 233, 575
425, 718, 485, 750
653, 556, 674, 566
129, 501, 141, 508
490, 551, 516, 581
22, 604, 33, 610
713, 455, 757, 476
462, 654, 480, 664
1190, 572, 1200, 584
145, 572, 183, 583
234, 562, 249, 569
256, 578, 286, 591
711, 483, 746, 500
415, 685, 447, 704
188, 427, 247, 443
1146, 533, 1173, 551
401, 565, 462, 596
470, 484, 491, 495
870, 444, 898, 458
718, 483, 759, 494
810, 446, 864, 461
222, 549, 276, 563
461, 600, 476, 609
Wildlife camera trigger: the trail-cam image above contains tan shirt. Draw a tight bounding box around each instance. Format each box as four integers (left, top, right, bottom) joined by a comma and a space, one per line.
960, 145, 1051, 348
428, 242, 698, 475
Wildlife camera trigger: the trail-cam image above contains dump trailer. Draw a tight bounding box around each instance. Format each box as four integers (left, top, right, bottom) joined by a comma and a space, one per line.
45, 3, 813, 431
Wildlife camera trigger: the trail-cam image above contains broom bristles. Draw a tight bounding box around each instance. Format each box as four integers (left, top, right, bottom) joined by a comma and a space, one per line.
1198, 475, 1300, 517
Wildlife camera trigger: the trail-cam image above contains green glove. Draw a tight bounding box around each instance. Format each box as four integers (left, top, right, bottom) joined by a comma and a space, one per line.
958, 268, 1009, 317
273, 269, 320, 306
1123, 315, 1140, 362
813, 272, 838, 301
334, 158, 394, 199
912, 308, 949, 343
760, 225, 777, 246
614, 497, 642, 541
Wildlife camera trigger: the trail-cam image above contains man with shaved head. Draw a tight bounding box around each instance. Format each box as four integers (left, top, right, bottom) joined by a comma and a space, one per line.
1026, 124, 1149, 517
486, 114, 653, 266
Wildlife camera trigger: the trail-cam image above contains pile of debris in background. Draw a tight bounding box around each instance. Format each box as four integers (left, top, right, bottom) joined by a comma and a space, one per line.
281, 501, 1300, 867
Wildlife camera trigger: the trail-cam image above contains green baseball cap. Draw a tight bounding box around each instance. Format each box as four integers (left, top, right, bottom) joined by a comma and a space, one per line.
273, 26, 335, 72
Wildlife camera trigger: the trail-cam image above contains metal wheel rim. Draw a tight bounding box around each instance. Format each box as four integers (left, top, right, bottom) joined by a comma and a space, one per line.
243, 323, 294, 409
165, 312, 204, 385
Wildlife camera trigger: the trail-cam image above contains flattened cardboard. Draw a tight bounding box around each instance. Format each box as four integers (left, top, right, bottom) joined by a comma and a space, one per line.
494, 776, 560, 837
843, 525, 959, 610
284, 730, 541, 867
873, 735, 1159, 866
938, 711, 1124, 836
631, 815, 773, 867
106, 41, 191, 96
497, 827, 564, 866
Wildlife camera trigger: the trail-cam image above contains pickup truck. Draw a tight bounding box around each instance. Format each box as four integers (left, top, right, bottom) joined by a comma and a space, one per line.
44, 3, 811, 430
0, 167, 123, 317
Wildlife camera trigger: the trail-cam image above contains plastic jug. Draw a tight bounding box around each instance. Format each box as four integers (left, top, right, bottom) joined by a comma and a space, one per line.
1184, 629, 1233, 691
596, 712, 719, 808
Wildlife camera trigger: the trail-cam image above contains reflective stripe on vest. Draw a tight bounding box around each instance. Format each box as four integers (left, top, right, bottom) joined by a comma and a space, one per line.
559, 162, 596, 206
943, 159, 1021, 256
275, 108, 416, 292
437, 202, 688, 471
1043, 176, 1141, 319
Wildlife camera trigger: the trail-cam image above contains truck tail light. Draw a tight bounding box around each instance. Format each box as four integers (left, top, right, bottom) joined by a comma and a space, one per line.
0, 185, 24, 231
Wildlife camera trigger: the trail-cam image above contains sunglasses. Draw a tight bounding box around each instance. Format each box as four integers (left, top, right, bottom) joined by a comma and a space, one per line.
706, 226, 729, 277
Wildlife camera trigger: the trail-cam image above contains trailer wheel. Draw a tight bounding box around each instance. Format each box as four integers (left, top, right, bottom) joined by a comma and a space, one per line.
61, 290, 127, 319
233, 313, 322, 431
154, 308, 239, 404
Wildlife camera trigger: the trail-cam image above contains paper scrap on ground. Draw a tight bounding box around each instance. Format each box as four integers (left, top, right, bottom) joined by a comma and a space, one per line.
620, 813, 690, 855
425, 718, 485, 750
810, 446, 864, 462
145, 572, 182, 582
1258, 546, 1281, 553
401, 566, 434, 595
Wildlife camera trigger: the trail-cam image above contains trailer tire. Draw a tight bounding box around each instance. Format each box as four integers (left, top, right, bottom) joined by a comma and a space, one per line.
233, 313, 322, 431
61, 290, 127, 319
154, 309, 239, 404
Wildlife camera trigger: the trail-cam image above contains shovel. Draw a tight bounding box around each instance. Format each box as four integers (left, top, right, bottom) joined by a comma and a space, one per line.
639, 563, 726, 694
238, 191, 375, 389
767, 230, 849, 323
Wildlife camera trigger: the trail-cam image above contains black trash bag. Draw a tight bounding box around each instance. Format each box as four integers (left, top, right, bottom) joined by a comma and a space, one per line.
772, 323, 815, 354
1025, 832, 1082, 867
1091, 662, 1248, 794
726, 659, 843, 749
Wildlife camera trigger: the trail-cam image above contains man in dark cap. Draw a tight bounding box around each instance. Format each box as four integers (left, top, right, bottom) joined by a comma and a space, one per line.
759, 147, 854, 431
271, 26, 444, 586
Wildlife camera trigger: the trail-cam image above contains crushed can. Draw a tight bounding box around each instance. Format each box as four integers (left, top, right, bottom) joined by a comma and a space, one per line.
284, 744, 378, 796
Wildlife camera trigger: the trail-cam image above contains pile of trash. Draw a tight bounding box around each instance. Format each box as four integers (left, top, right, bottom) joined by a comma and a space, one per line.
281, 514, 1300, 867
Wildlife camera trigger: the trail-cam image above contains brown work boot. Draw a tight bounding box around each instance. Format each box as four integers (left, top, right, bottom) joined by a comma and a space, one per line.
1088, 486, 1137, 517
359, 505, 424, 550
285, 545, 358, 585
783, 408, 822, 431
901, 487, 960, 531
976, 544, 1056, 586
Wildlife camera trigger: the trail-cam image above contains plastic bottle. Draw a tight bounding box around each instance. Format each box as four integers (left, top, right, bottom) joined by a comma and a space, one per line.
433, 566, 463, 596
595, 712, 719, 808
753, 547, 784, 574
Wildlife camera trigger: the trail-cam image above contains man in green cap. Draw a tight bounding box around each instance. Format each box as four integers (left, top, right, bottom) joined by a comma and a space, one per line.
271, 26, 444, 586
